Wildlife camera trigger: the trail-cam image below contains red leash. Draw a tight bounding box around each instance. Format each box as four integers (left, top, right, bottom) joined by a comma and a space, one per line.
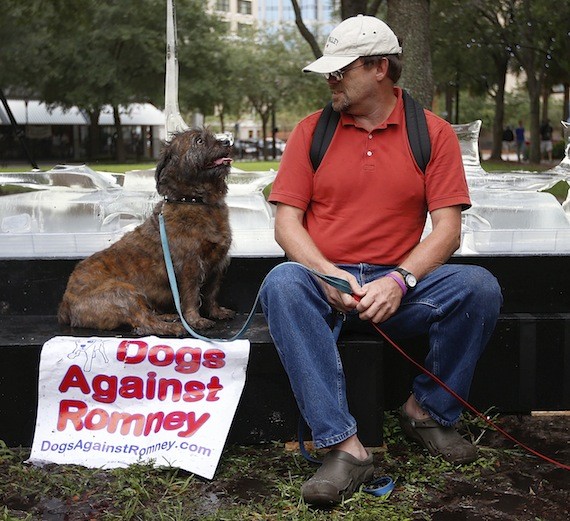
353, 295, 570, 471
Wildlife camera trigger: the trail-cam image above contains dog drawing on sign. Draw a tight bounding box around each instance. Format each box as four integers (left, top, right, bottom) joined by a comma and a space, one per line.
58, 128, 236, 336
67, 338, 109, 372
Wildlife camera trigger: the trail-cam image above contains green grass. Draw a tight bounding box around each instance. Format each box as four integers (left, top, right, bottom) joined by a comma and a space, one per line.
233, 160, 280, 172
246, 159, 564, 176
0, 162, 157, 174
1, 158, 557, 174
4, 158, 567, 204
481, 159, 552, 172
0, 413, 503, 520
0, 160, 281, 174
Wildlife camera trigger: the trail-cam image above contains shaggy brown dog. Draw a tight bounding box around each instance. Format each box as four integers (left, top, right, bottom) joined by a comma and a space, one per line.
58, 128, 235, 336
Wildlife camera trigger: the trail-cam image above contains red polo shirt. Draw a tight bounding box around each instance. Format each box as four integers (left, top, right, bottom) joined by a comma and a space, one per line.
269, 87, 470, 265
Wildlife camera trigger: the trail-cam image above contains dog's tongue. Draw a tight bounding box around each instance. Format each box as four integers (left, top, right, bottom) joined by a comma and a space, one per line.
212, 157, 233, 167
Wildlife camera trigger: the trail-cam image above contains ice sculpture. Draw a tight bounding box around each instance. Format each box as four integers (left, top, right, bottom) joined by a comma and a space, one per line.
456, 119, 570, 254
451, 120, 486, 177
1, 0, 569, 258
0, 165, 279, 258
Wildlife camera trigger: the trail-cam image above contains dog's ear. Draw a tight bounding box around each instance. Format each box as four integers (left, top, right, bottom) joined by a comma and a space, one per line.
155, 142, 173, 189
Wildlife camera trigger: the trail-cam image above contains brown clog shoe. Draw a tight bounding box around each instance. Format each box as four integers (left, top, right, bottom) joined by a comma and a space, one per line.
301, 449, 374, 506
398, 406, 478, 464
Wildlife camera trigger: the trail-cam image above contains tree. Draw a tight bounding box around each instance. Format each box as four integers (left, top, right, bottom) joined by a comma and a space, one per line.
230, 26, 328, 159
176, 1, 233, 122
387, 0, 433, 107
338, 0, 383, 19
0, 1, 47, 97
0, 0, 226, 160
291, 0, 323, 59
1, 0, 165, 159
36, 1, 167, 160
432, 0, 513, 159
469, 0, 570, 163
432, 0, 570, 163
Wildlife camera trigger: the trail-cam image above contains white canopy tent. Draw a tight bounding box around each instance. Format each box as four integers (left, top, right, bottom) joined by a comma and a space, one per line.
0, 100, 166, 160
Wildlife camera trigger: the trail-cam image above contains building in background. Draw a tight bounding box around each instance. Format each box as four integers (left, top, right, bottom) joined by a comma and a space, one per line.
208, 0, 258, 34
257, 0, 334, 36
208, 0, 334, 36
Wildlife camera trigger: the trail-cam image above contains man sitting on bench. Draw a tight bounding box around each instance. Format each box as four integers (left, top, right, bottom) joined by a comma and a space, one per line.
260, 15, 502, 506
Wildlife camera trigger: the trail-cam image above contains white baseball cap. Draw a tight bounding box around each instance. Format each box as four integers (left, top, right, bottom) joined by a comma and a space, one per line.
303, 15, 402, 74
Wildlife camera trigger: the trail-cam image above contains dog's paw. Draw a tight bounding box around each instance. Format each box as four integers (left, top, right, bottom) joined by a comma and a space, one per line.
209, 306, 236, 321
133, 322, 187, 336
188, 317, 216, 330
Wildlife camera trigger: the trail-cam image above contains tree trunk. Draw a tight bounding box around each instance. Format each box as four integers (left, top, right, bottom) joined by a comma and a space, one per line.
541, 84, 550, 125
341, 0, 383, 18
260, 110, 270, 161
562, 82, 570, 121
219, 110, 225, 133
291, 0, 323, 59
387, 0, 433, 108
87, 110, 100, 160
515, 0, 543, 164
445, 84, 453, 123
527, 74, 542, 164
112, 105, 125, 163
490, 92, 505, 161
490, 56, 508, 161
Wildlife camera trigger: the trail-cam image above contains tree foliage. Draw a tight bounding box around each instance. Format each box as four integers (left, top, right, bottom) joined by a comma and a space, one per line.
1, 1, 569, 164
229, 26, 329, 157
432, 0, 511, 158
432, 0, 570, 162
176, 1, 232, 117
0, 0, 225, 159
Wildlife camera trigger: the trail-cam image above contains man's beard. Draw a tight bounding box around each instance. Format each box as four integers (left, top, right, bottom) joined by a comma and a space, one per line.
331, 90, 350, 113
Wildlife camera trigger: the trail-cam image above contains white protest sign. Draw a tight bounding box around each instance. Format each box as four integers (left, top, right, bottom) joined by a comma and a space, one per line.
27, 336, 250, 480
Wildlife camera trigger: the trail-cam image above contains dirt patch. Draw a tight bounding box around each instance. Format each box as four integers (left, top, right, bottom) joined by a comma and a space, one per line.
412, 414, 569, 520
0, 414, 568, 520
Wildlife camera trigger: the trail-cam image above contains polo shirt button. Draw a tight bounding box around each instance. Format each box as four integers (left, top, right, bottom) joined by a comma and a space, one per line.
368, 134, 373, 139
367, 150, 373, 156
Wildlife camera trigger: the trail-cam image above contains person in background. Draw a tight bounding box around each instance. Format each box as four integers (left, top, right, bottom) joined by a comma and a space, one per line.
260, 14, 502, 507
515, 120, 525, 162
540, 119, 553, 162
502, 125, 514, 160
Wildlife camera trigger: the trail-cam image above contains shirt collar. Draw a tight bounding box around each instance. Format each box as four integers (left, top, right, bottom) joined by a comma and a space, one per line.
340, 87, 404, 130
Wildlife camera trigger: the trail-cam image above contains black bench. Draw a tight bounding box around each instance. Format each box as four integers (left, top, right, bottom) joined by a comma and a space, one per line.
1, 256, 569, 448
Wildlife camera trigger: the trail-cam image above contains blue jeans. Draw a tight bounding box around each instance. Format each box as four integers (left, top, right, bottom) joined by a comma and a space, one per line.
259, 262, 502, 449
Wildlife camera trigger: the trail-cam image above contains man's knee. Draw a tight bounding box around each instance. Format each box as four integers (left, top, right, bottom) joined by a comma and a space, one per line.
260, 263, 312, 304
461, 265, 503, 313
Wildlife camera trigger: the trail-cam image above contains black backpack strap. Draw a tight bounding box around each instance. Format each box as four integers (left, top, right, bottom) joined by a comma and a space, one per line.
403, 89, 431, 174
310, 91, 431, 173
310, 101, 340, 171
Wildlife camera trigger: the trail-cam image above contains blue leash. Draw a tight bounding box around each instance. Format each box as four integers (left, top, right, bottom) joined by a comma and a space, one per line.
160, 212, 394, 495
158, 212, 352, 342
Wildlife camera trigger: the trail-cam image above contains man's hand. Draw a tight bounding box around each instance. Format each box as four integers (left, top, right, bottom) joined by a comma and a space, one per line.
354, 275, 403, 323
319, 267, 363, 314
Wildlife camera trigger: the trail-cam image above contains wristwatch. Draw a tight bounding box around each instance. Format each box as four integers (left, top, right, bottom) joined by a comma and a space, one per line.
394, 267, 417, 290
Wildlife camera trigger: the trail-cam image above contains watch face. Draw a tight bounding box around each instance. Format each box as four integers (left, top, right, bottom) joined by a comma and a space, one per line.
405, 274, 417, 288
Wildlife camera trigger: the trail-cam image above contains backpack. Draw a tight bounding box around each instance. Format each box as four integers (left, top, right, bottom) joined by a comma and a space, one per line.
309, 90, 431, 173
502, 128, 514, 142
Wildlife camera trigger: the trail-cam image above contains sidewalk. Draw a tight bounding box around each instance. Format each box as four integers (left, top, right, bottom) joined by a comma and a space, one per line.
481, 149, 559, 167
